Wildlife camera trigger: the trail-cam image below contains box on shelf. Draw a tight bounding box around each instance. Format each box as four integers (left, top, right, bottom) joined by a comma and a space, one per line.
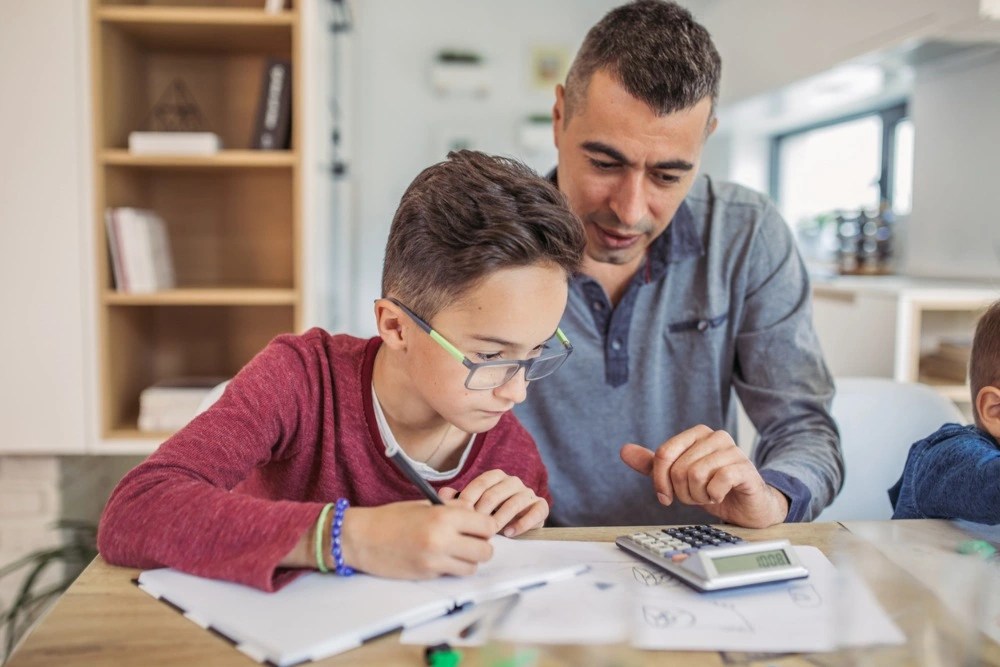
138, 376, 229, 433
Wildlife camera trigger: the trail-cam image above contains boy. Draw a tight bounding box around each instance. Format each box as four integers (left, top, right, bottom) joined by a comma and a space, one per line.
98, 150, 586, 590
889, 299, 1000, 523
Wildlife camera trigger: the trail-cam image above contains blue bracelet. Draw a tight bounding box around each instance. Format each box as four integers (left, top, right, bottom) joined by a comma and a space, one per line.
330, 497, 355, 576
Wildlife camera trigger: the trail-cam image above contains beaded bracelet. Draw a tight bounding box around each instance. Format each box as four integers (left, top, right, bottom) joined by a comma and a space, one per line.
314, 502, 334, 573
330, 497, 355, 576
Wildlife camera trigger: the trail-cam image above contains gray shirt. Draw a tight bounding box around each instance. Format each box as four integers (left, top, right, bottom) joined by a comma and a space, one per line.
515, 175, 843, 526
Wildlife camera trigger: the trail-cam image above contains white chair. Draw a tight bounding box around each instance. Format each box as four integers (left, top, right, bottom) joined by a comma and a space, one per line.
816, 377, 966, 521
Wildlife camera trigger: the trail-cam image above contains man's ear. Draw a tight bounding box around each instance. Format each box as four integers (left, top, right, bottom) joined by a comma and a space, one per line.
706, 115, 719, 138
552, 84, 566, 150
975, 385, 1000, 438
374, 299, 407, 351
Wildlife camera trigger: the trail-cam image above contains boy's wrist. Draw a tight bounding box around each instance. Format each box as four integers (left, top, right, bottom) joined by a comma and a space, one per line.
334, 507, 362, 572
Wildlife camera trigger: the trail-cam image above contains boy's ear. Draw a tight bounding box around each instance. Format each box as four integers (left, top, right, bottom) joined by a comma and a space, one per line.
976, 385, 1000, 437
374, 299, 408, 351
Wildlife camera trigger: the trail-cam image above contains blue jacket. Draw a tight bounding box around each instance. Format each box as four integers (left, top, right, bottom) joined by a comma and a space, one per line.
888, 423, 1000, 524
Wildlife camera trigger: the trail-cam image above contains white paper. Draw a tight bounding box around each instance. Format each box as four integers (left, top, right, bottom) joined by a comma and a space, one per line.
402, 543, 906, 654
403, 542, 633, 646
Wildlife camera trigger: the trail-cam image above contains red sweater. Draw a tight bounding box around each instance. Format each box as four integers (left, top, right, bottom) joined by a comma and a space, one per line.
97, 331, 551, 591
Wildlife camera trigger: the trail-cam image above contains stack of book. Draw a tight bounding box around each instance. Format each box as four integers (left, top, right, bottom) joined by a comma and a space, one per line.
105, 207, 176, 293
138, 377, 228, 433
919, 339, 972, 383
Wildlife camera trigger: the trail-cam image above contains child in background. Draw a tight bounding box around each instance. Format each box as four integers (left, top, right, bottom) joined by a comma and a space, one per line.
98, 150, 586, 590
889, 299, 1000, 523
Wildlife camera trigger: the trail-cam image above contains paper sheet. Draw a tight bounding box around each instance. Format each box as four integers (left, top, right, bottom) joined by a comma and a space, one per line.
402, 542, 905, 653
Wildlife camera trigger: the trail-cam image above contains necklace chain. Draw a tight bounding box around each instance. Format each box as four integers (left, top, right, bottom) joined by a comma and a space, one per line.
422, 424, 452, 465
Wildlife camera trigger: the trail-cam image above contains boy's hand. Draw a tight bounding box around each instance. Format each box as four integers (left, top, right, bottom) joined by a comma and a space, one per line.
340, 501, 495, 579
439, 470, 549, 537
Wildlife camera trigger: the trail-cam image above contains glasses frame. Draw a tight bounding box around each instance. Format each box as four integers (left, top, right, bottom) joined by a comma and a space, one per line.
386, 298, 574, 390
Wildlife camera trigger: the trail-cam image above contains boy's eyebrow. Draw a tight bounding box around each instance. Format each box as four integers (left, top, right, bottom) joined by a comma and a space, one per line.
469, 329, 560, 349
581, 140, 694, 171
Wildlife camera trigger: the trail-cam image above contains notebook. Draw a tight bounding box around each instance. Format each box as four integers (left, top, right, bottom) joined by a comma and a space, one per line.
136, 536, 588, 666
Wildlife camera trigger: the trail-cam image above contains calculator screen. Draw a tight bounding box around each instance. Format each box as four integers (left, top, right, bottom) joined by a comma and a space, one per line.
710, 549, 791, 574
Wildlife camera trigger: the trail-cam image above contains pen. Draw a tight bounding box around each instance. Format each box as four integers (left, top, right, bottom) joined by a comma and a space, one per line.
387, 449, 445, 505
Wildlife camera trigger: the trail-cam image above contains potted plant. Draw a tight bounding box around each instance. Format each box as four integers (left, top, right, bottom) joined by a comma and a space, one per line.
0, 520, 96, 663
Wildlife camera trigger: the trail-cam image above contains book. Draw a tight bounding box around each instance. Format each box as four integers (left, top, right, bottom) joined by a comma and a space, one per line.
136, 537, 587, 666
128, 131, 221, 155
251, 58, 292, 150
919, 353, 969, 383
264, 0, 286, 12
105, 208, 176, 293
138, 376, 228, 433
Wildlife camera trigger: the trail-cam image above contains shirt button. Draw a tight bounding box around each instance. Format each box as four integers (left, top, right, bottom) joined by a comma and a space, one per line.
592, 300, 604, 311
611, 339, 622, 351
697, 320, 709, 332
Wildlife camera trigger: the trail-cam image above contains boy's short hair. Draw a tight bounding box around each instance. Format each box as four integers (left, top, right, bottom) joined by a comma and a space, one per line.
563, 0, 721, 123
381, 150, 585, 320
971, 299, 1000, 425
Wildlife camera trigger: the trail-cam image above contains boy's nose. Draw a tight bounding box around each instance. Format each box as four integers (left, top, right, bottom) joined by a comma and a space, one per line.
494, 368, 529, 405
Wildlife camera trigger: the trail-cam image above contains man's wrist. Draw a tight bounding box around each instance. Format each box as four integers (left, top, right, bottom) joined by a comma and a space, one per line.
768, 484, 790, 524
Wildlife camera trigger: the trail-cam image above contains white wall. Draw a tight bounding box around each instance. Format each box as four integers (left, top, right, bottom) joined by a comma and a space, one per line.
0, 0, 91, 453
346, 1, 721, 334
902, 49, 1000, 279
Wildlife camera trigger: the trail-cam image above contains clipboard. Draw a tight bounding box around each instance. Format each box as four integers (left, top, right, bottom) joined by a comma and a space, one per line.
136, 537, 587, 666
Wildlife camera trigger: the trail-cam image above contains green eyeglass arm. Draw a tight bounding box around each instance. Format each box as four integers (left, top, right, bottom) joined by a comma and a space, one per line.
556, 328, 572, 349
429, 330, 468, 363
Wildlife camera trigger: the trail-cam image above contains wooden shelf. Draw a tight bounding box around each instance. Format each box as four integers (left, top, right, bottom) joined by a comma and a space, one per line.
98, 6, 293, 52
104, 288, 298, 306
918, 375, 973, 402
98, 6, 294, 26
102, 149, 294, 168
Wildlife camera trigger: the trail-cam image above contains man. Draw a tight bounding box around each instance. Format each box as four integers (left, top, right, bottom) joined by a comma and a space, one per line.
515, 0, 842, 528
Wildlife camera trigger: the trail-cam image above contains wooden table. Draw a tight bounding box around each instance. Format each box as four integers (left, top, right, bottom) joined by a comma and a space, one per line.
8, 521, 1000, 666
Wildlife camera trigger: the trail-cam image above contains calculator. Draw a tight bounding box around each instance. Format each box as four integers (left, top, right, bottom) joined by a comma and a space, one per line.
615, 525, 808, 592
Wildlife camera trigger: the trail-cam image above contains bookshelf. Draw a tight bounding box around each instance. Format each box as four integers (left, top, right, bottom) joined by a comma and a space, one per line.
811, 277, 998, 417
90, 0, 302, 444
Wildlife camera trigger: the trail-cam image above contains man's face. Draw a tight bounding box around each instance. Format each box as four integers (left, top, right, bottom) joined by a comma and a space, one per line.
553, 69, 714, 272
404, 263, 569, 434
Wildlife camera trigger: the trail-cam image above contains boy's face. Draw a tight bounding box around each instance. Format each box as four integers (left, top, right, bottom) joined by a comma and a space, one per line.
403, 263, 569, 434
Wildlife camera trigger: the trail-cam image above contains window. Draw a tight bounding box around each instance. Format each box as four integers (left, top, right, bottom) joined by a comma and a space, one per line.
770, 104, 911, 228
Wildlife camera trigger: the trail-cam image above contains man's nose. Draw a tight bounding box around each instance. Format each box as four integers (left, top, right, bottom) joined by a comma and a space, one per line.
608, 172, 648, 228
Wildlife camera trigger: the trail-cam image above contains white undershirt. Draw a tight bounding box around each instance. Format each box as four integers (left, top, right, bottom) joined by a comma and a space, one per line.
371, 385, 475, 482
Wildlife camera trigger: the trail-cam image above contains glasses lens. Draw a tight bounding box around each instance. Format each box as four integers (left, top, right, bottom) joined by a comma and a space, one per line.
467, 363, 521, 390
524, 352, 569, 381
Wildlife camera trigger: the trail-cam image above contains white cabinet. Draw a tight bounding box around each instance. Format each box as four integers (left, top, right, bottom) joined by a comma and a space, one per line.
812, 276, 999, 411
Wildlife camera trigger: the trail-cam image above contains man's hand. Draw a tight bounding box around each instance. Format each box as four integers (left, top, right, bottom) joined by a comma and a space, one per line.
620, 425, 789, 528
440, 469, 548, 537
339, 501, 496, 579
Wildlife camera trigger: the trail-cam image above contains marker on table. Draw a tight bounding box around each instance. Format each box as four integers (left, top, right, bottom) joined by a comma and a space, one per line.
385, 444, 444, 505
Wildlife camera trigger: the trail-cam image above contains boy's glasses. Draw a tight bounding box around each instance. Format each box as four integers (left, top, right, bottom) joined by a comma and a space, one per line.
387, 298, 574, 390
